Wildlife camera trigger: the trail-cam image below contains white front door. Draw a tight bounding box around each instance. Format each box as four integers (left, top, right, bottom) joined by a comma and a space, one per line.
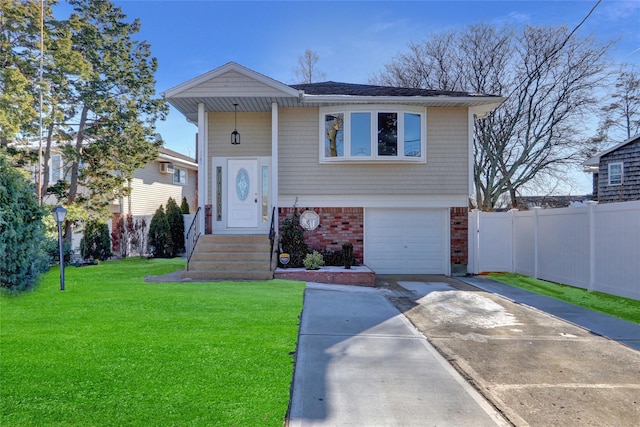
227, 159, 259, 228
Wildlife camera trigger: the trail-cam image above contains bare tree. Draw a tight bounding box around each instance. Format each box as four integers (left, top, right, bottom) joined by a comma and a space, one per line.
293, 49, 326, 84
372, 23, 611, 210
595, 64, 640, 142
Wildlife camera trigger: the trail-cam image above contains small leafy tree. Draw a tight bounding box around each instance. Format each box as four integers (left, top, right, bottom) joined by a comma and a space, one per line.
0, 152, 48, 292
80, 220, 112, 261
180, 196, 190, 214
148, 205, 172, 258
165, 197, 184, 256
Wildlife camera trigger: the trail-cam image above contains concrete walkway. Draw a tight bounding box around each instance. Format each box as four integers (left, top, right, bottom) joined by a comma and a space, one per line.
287, 283, 509, 427
459, 276, 640, 350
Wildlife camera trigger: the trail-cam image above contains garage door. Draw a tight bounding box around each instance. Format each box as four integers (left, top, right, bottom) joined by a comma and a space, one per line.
365, 208, 448, 274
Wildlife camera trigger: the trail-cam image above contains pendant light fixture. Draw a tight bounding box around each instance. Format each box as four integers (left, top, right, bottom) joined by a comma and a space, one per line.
231, 103, 240, 145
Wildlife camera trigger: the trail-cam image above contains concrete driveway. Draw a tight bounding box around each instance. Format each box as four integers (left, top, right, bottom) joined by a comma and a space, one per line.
380, 275, 640, 426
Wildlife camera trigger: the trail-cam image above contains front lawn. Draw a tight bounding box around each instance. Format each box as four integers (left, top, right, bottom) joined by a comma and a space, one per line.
0, 258, 305, 426
487, 272, 640, 324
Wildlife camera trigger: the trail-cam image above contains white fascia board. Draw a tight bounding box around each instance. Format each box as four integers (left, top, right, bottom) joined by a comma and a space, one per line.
302, 94, 506, 109
163, 62, 300, 98
584, 134, 640, 166
158, 153, 198, 170
278, 194, 468, 208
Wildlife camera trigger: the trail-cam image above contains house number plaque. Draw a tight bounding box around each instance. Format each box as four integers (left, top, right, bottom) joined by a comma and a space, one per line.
300, 210, 320, 231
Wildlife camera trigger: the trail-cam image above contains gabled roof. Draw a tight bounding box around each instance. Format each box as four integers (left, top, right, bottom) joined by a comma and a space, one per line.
584, 134, 640, 169
164, 62, 505, 122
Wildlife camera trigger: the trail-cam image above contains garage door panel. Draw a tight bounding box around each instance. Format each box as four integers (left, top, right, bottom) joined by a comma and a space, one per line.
365, 208, 448, 274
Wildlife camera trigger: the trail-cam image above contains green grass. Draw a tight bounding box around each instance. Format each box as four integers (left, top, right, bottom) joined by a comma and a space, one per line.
487, 272, 640, 324
1, 258, 305, 426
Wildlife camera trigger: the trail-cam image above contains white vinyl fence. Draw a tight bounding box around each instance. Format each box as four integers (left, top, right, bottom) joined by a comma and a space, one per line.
468, 201, 640, 300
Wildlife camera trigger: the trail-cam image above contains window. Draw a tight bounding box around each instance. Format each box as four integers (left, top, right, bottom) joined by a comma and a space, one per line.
50, 154, 63, 183
320, 106, 426, 162
173, 167, 187, 185
608, 162, 623, 185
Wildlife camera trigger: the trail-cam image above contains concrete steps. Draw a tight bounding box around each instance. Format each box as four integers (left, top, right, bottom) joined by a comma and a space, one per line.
183, 234, 274, 281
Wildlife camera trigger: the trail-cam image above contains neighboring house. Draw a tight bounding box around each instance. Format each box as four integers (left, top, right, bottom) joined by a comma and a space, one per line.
164, 62, 503, 276
114, 146, 198, 218
584, 134, 640, 203
22, 141, 197, 255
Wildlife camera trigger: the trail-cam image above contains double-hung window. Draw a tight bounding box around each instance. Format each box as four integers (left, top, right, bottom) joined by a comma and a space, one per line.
608, 162, 623, 185
320, 106, 426, 162
173, 167, 187, 185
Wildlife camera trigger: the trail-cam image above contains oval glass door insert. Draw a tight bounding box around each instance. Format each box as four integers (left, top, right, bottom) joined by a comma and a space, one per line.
236, 168, 249, 201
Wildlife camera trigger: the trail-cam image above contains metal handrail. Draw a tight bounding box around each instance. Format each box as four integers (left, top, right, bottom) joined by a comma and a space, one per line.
269, 206, 277, 271
185, 207, 201, 270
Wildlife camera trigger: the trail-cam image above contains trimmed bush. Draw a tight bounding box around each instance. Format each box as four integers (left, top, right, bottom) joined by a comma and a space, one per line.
180, 196, 190, 214
0, 152, 48, 292
166, 197, 185, 256
148, 205, 172, 258
80, 220, 112, 261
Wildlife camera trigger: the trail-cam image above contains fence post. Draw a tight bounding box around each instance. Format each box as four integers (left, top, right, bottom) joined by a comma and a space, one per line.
468, 209, 480, 274
533, 207, 541, 279
509, 209, 518, 273
587, 201, 598, 291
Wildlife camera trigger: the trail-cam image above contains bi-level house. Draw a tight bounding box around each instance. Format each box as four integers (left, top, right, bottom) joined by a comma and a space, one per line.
165, 62, 503, 280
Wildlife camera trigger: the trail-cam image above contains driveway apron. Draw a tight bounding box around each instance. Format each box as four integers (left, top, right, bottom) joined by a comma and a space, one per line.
287, 283, 508, 427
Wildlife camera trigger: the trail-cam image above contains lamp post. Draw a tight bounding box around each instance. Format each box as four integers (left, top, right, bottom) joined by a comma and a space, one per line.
51, 206, 67, 291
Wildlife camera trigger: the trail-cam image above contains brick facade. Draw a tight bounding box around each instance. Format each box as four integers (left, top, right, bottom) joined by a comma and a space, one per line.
278, 207, 364, 264
450, 207, 468, 267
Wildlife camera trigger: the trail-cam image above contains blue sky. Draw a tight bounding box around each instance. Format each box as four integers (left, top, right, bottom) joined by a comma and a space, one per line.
65, 0, 640, 192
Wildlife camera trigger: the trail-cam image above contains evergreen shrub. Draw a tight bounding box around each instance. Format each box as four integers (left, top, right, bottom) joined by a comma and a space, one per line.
0, 152, 48, 292
148, 205, 172, 258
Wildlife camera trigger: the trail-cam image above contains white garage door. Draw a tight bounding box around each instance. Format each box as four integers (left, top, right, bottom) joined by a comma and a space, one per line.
365, 208, 448, 274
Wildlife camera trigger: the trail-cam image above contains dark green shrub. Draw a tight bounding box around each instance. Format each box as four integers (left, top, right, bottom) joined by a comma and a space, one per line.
0, 152, 48, 292
278, 209, 309, 268
148, 205, 172, 258
44, 237, 73, 264
166, 197, 185, 256
80, 220, 112, 261
180, 197, 190, 214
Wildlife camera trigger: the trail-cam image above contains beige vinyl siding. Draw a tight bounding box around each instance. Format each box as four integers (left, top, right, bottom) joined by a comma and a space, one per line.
127, 162, 197, 216
278, 107, 469, 196
206, 111, 272, 206
180, 70, 288, 98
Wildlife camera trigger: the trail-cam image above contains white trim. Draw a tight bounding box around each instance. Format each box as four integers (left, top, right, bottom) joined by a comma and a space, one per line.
608, 161, 624, 185
164, 61, 300, 98
304, 94, 505, 111
584, 134, 640, 167
468, 109, 475, 196
318, 105, 427, 163
197, 103, 207, 233
271, 102, 279, 219
212, 156, 272, 234
278, 194, 468, 208
158, 153, 198, 170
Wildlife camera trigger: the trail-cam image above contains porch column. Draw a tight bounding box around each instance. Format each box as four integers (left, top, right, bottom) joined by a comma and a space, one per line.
197, 102, 208, 234
271, 102, 279, 220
